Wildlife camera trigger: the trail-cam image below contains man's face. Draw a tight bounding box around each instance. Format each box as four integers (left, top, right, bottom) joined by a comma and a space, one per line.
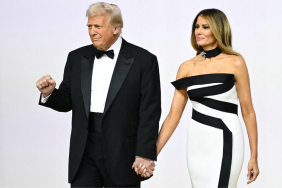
87, 14, 119, 51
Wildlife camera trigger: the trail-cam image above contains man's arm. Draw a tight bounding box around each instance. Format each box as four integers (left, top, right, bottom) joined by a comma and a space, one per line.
40, 93, 51, 103
135, 54, 161, 160
37, 53, 72, 112
133, 55, 161, 177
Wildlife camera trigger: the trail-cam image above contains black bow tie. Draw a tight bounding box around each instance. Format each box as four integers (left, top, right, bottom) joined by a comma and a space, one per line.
95, 49, 114, 59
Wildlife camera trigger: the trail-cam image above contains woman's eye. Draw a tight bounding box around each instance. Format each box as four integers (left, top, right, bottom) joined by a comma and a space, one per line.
204, 27, 209, 29
195, 26, 199, 28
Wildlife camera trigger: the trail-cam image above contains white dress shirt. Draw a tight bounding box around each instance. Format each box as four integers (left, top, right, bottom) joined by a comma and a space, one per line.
41, 36, 122, 114
90, 36, 122, 112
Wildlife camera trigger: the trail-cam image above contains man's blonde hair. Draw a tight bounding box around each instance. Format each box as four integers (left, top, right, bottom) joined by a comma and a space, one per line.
86, 2, 123, 34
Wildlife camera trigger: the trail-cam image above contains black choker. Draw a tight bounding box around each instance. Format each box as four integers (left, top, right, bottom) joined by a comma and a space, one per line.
200, 47, 222, 59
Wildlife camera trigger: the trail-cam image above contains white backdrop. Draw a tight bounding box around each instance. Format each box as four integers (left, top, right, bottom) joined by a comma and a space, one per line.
1, 0, 281, 187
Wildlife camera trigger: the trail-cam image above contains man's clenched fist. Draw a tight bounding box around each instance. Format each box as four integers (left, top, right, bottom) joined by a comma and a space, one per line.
36, 75, 56, 97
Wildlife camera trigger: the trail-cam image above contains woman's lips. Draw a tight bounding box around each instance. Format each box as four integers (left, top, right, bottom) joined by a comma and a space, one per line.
197, 37, 204, 41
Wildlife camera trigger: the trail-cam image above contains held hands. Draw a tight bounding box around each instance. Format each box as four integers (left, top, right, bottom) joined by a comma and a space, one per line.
132, 157, 155, 178
247, 158, 260, 184
36, 75, 56, 97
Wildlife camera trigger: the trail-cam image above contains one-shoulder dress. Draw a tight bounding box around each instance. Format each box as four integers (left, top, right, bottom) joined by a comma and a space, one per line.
171, 73, 244, 188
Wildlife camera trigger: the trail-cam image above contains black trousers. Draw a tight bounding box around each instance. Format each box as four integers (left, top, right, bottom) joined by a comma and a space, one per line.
71, 112, 141, 188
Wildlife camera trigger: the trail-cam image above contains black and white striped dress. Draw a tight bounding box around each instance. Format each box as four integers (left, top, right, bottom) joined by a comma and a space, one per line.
172, 73, 244, 188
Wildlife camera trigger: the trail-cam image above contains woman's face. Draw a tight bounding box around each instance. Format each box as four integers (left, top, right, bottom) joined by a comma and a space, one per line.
195, 15, 217, 50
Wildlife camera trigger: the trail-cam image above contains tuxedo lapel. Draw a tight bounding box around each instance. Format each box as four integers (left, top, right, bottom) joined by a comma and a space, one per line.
81, 46, 96, 121
103, 39, 135, 117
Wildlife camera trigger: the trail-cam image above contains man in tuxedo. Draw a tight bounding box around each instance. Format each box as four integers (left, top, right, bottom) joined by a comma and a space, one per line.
36, 2, 161, 188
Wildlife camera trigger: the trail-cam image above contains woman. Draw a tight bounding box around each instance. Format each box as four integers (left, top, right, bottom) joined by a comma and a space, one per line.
156, 9, 259, 187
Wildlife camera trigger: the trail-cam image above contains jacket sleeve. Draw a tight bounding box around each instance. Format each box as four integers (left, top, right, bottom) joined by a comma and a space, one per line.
38, 52, 72, 112
135, 55, 161, 161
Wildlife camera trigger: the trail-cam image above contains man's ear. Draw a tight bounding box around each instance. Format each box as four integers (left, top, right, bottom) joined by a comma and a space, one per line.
113, 26, 121, 35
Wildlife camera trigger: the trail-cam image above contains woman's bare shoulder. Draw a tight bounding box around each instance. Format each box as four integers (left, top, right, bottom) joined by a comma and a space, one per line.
220, 54, 248, 77
221, 54, 246, 66
180, 55, 201, 70
176, 55, 200, 78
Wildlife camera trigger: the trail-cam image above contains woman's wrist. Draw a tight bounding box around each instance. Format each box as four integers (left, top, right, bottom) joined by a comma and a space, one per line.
250, 153, 258, 160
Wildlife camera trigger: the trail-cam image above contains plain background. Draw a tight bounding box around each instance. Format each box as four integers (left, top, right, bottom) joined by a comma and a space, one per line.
1, 0, 281, 187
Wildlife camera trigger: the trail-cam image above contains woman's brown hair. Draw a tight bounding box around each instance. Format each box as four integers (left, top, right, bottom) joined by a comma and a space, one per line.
191, 9, 241, 56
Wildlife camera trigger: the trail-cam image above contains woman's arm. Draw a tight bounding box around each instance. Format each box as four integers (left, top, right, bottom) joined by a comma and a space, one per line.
233, 56, 260, 184
156, 64, 189, 156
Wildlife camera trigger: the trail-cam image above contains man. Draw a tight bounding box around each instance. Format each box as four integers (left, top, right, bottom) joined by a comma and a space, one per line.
36, 2, 161, 188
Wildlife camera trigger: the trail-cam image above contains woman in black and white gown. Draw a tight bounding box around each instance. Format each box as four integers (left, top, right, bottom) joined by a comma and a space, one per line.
156, 9, 259, 188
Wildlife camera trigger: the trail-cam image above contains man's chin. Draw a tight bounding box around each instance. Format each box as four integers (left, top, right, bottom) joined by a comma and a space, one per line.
92, 42, 100, 49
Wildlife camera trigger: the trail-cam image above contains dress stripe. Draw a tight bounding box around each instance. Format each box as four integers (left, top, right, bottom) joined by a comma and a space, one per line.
171, 73, 234, 90
188, 77, 235, 98
190, 97, 238, 114
192, 109, 233, 188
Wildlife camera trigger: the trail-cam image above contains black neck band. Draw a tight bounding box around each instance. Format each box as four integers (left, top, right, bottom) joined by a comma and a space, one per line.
201, 47, 222, 59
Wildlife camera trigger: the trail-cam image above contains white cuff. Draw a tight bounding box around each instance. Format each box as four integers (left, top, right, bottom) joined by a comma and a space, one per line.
41, 94, 51, 103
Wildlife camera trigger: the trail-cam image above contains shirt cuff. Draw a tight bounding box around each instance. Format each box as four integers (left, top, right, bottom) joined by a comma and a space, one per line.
135, 156, 156, 161
41, 94, 51, 103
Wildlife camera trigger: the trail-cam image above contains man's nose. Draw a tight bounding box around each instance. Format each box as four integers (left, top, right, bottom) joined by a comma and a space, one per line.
90, 27, 97, 35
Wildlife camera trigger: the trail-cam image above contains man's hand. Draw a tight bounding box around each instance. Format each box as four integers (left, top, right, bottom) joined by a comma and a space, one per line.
36, 75, 56, 97
132, 157, 155, 178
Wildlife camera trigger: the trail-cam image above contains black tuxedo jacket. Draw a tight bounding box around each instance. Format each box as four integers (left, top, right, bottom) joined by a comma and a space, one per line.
39, 38, 161, 186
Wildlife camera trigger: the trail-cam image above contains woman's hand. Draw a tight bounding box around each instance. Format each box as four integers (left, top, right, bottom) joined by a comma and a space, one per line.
247, 158, 259, 184
131, 157, 155, 178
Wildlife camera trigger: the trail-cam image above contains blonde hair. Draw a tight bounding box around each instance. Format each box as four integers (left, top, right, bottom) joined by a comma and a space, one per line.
86, 2, 123, 34
191, 9, 241, 56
